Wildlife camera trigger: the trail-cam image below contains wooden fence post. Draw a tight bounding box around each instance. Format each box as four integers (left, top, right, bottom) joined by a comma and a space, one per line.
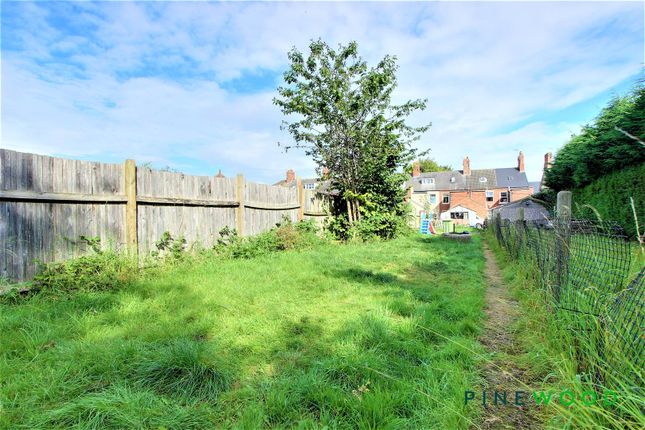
296, 177, 304, 221
555, 191, 572, 302
236, 174, 245, 236
124, 159, 138, 254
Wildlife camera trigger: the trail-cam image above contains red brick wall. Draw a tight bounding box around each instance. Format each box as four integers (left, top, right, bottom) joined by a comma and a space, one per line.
434, 188, 533, 219
449, 191, 488, 219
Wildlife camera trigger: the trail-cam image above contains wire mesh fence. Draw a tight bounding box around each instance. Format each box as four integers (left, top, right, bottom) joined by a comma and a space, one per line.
489, 214, 643, 386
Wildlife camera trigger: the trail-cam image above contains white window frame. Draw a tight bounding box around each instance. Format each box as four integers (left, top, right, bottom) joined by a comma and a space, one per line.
422, 178, 435, 185
450, 177, 456, 183
427, 193, 437, 204
486, 191, 494, 202
500, 191, 509, 203
304, 183, 316, 190
479, 177, 487, 183
442, 194, 450, 204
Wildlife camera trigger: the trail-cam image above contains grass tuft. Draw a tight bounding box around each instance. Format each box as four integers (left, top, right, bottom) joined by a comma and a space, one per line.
132, 339, 232, 401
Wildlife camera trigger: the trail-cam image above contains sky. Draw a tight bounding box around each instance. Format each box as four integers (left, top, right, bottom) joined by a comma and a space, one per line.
1, 1, 643, 183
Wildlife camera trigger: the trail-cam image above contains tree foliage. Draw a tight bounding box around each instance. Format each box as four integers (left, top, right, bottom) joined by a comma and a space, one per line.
572, 164, 645, 238
404, 157, 452, 174
274, 40, 430, 238
544, 84, 645, 191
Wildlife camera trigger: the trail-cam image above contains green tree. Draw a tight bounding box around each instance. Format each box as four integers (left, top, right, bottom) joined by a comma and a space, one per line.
404, 157, 452, 174
545, 83, 645, 190
274, 40, 430, 238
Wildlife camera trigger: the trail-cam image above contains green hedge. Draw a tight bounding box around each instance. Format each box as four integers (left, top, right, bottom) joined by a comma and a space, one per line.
573, 163, 645, 238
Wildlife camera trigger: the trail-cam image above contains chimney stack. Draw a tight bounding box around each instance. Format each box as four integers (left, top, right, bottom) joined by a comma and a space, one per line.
412, 161, 421, 177
463, 156, 471, 176
286, 169, 296, 183
517, 151, 525, 172
322, 166, 330, 177
544, 152, 553, 170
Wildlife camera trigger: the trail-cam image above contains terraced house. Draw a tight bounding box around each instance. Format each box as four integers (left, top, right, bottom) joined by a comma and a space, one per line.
408, 152, 534, 227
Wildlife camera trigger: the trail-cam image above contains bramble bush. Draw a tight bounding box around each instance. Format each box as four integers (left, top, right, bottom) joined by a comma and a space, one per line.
32, 249, 135, 295
214, 218, 323, 258
4, 220, 324, 301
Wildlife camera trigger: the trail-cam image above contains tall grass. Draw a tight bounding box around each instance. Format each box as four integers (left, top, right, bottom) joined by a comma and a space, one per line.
485, 232, 644, 429
1, 234, 487, 429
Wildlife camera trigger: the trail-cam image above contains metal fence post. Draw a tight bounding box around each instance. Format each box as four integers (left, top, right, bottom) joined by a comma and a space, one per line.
555, 191, 572, 303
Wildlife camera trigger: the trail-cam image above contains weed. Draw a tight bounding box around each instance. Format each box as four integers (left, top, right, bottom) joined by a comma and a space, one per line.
30, 249, 135, 296
152, 231, 187, 260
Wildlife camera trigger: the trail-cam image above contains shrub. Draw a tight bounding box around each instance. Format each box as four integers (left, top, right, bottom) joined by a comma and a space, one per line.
325, 208, 412, 241
214, 219, 323, 259
32, 249, 135, 295
573, 163, 645, 238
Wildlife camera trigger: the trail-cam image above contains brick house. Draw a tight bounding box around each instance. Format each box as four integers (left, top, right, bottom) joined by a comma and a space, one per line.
408, 152, 534, 227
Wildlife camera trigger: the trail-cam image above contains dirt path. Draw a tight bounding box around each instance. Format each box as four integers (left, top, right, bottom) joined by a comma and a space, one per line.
476, 244, 538, 429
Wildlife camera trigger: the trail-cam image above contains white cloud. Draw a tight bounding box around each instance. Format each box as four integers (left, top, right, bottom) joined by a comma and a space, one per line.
1, 1, 643, 182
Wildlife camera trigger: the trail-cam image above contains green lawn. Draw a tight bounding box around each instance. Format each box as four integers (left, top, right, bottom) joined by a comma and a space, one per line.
0, 235, 486, 429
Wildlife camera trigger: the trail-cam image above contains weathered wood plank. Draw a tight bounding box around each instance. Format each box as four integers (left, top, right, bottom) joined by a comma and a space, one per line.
124, 159, 137, 253
1, 149, 328, 282
236, 174, 245, 236
0, 190, 127, 203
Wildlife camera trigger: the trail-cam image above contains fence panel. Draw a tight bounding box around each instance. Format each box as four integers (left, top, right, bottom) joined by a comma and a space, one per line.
0, 150, 125, 281
0, 149, 327, 281
244, 181, 299, 237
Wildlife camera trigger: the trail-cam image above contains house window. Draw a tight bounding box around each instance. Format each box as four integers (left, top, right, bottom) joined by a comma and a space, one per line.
486, 191, 494, 202
450, 212, 467, 219
422, 178, 434, 185
304, 183, 316, 190
428, 193, 437, 204
442, 194, 450, 204
500, 191, 509, 203
450, 177, 456, 183
479, 177, 487, 183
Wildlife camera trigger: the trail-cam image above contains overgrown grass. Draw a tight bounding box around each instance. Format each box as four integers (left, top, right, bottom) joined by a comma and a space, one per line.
0, 234, 486, 429
485, 232, 645, 429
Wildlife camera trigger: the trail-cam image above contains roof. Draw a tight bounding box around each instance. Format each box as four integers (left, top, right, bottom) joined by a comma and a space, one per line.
274, 177, 333, 194
529, 181, 541, 193
409, 167, 529, 192
494, 167, 529, 188
448, 204, 479, 213
463, 169, 496, 189
408, 171, 465, 192
491, 198, 549, 222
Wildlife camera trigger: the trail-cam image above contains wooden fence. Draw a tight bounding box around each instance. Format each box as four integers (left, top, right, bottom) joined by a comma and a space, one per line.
0, 149, 328, 282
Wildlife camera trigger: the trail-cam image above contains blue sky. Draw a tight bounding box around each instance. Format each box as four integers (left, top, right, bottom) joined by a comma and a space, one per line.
2, 1, 643, 182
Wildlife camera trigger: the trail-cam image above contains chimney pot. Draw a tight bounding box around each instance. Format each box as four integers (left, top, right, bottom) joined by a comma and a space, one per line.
544, 152, 553, 170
